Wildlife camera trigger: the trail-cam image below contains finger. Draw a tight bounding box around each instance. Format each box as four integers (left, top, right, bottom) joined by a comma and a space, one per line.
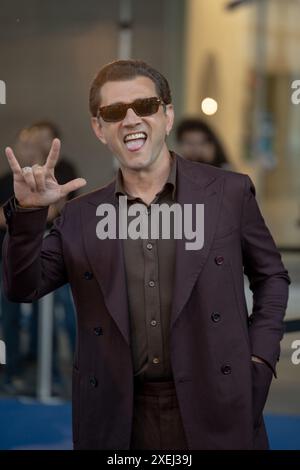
32, 164, 46, 192
5, 147, 22, 175
45, 138, 61, 170
60, 178, 87, 198
22, 167, 37, 192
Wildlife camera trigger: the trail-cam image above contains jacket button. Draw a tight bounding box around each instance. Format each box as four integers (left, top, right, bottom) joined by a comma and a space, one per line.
84, 271, 93, 280
89, 376, 98, 387
211, 312, 221, 322
215, 256, 224, 265
221, 364, 232, 375
94, 327, 103, 336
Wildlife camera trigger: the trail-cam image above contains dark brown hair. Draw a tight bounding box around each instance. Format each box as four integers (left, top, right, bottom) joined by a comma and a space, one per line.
89, 59, 172, 116
176, 118, 229, 168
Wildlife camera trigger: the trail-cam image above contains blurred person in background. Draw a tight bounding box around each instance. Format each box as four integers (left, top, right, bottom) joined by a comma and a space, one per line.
176, 118, 231, 169
0, 126, 40, 394
2, 60, 289, 450
0, 121, 77, 395
21, 121, 78, 394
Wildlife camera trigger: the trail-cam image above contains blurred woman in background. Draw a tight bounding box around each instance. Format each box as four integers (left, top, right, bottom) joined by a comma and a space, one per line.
176, 118, 232, 170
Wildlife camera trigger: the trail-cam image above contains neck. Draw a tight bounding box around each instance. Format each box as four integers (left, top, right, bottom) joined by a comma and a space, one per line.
120, 147, 172, 205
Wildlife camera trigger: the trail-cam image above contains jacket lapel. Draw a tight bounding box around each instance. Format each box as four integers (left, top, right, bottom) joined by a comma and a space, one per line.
81, 183, 131, 346
170, 157, 225, 329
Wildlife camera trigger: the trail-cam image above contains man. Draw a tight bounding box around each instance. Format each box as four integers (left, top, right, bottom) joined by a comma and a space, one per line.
2, 60, 289, 450
14, 121, 78, 376
0, 123, 56, 393
0, 122, 77, 395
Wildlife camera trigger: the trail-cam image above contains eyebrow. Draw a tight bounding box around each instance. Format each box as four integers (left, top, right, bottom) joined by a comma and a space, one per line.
100, 101, 126, 108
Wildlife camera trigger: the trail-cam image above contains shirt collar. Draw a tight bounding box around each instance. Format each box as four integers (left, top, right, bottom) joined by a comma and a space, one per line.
114, 152, 177, 202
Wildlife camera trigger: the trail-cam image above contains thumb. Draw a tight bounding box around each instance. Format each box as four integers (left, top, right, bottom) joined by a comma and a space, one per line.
60, 178, 87, 197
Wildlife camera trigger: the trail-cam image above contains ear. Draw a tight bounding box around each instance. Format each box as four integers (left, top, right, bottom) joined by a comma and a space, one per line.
91, 117, 107, 145
165, 104, 174, 136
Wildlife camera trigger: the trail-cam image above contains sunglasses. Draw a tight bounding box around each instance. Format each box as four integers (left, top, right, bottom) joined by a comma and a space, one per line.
97, 96, 165, 122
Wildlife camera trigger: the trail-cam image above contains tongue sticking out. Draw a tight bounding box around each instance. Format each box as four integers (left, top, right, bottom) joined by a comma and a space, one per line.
125, 138, 146, 152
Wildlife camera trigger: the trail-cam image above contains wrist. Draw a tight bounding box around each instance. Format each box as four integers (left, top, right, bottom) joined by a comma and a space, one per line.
15, 197, 45, 210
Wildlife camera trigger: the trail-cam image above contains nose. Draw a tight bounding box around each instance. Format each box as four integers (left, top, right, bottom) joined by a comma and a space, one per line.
122, 107, 142, 127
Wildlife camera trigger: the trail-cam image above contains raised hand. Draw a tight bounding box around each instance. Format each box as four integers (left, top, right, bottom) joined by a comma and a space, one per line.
4, 138, 87, 208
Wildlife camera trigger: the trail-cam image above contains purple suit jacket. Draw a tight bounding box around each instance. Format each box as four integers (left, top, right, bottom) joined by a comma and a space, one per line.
2, 154, 290, 449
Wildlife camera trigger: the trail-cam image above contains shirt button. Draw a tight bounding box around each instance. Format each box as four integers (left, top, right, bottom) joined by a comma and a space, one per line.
146, 243, 153, 250
150, 320, 157, 327
152, 357, 160, 364
148, 280, 155, 287
221, 364, 232, 375
5, 209, 12, 218
215, 256, 224, 266
211, 312, 221, 322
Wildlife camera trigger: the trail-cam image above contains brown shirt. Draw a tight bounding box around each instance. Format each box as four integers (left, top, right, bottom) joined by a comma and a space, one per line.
115, 154, 177, 382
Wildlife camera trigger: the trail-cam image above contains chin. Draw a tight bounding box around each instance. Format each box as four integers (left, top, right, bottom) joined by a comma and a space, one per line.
128, 161, 149, 171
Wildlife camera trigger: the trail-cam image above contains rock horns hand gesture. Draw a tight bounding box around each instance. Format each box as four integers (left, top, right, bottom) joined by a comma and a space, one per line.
4, 138, 87, 208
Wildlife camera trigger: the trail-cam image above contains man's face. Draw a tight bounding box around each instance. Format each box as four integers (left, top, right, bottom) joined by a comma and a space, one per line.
91, 76, 174, 171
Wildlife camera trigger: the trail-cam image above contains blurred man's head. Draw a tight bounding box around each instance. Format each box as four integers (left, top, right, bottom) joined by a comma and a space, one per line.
176, 118, 228, 168
15, 121, 61, 166
90, 60, 174, 172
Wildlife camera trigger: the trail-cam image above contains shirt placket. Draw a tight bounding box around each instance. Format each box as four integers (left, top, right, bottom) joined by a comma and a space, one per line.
143, 203, 164, 379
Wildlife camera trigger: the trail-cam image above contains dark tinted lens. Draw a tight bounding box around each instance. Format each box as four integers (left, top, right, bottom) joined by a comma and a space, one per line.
98, 97, 161, 122
99, 103, 127, 122
133, 97, 160, 116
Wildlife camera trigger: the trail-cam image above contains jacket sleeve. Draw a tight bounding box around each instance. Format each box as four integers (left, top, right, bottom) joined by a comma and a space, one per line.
241, 175, 290, 377
1, 197, 68, 302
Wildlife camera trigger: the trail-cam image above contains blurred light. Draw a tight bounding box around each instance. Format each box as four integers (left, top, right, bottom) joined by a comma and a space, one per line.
201, 97, 218, 115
